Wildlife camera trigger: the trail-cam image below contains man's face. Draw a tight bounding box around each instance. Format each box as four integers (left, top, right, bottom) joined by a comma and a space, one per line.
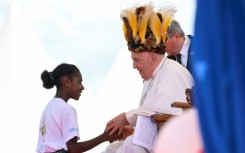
165, 33, 178, 56
131, 51, 154, 80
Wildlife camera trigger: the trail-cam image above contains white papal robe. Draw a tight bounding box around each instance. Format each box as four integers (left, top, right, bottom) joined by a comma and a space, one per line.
102, 57, 194, 153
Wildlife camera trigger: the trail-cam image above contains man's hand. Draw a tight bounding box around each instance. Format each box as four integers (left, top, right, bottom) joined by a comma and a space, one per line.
103, 130, 121, 143
105, 113, 129, 136
120, 125, 134, 140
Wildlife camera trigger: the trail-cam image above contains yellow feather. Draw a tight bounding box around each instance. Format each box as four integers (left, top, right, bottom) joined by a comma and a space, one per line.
161, 16, 172, 43
149, 12, 162, 44
138, 10, 151, 43
127, 11, 137, 39
122, 23, 127, 41
158, 7, 177, 43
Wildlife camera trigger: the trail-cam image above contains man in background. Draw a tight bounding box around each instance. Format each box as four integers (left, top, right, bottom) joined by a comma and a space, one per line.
166, 20, 194, 74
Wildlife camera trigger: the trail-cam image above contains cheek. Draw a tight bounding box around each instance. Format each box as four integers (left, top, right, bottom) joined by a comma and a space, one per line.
141, 63, 150, 73
166, 40, 172, 47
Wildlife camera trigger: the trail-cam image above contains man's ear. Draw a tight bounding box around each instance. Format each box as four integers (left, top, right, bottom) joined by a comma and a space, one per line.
150, 53, 157, 63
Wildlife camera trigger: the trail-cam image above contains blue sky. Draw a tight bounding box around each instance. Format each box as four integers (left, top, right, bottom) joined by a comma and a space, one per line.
0, 0, 196, 96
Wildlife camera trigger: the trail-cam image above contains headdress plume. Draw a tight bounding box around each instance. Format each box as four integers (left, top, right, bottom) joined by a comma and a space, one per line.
121, 3, 177, 54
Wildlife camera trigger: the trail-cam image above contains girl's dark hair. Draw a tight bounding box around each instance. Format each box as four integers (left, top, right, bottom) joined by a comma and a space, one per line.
41, 63, 80, 89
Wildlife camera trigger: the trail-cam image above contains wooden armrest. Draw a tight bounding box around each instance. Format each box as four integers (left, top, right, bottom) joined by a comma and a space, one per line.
171, 102, 192, 109
151, 114, 172, 123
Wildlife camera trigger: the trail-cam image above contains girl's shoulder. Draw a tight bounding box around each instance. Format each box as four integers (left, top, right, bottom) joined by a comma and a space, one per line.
50, 98, 74, 110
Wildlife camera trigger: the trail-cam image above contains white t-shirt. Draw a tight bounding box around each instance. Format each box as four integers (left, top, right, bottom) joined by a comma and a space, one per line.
36, 98, 80, 153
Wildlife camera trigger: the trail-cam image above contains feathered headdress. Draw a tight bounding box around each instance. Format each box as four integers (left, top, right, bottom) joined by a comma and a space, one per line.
121, 3, 176, 54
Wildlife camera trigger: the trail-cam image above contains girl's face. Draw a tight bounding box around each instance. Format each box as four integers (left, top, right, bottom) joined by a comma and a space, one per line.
68, 72, 84, 100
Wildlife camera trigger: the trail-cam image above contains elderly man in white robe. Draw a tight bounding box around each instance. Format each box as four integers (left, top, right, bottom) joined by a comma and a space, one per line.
102, 3, 194, 153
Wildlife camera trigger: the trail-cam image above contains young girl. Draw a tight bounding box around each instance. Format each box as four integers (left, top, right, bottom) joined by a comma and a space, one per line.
36, 63, 118, 153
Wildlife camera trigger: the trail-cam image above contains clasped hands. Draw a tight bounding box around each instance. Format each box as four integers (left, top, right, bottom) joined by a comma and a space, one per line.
104, 113, 134, 143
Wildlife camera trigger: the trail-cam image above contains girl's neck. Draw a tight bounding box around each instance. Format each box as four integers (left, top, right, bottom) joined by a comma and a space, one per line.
55, 90, 69, 102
